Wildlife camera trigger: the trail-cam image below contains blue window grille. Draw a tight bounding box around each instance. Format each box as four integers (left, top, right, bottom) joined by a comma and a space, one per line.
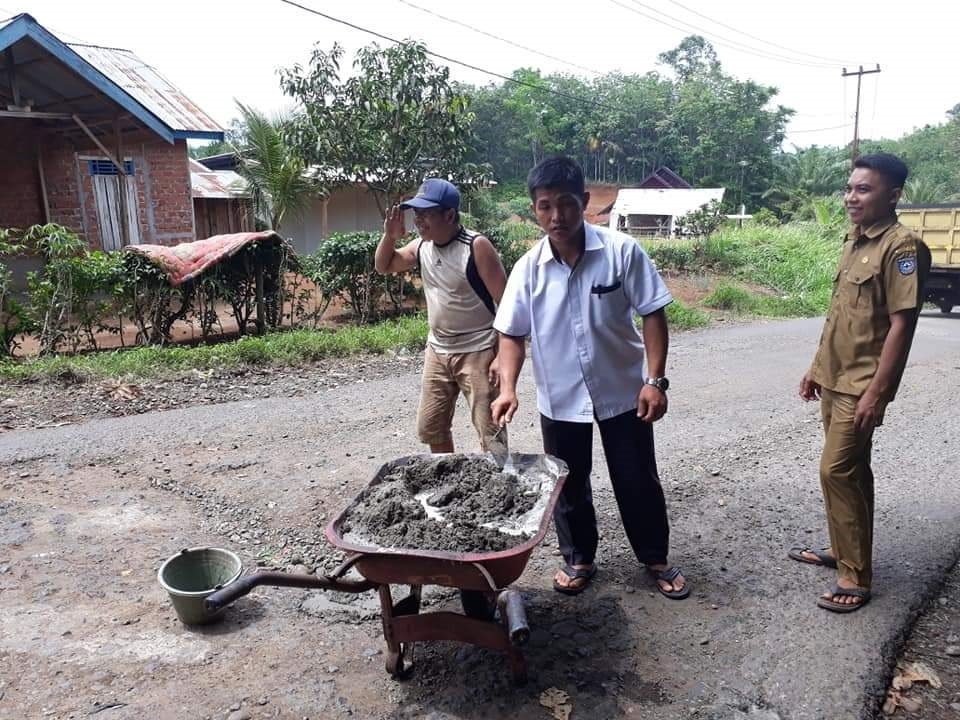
88, 159, 135, 176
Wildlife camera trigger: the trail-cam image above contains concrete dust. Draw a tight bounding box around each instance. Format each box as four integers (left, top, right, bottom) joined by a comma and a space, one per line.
340, 455, 542, 553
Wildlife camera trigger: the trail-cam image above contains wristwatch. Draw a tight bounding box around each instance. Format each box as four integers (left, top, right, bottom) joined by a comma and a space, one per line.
645, 377, 670, 393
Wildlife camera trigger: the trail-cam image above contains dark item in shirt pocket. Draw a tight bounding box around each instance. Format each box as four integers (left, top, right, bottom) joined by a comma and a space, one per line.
591, 280, 622, 295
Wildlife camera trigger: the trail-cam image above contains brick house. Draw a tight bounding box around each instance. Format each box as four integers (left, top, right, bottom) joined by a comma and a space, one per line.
0, 13, 224, 272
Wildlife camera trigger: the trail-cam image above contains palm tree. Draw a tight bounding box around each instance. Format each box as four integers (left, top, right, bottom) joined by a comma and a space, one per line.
763, 145, 848, 218
902, 176, 948, 205
233, 102, 319, 233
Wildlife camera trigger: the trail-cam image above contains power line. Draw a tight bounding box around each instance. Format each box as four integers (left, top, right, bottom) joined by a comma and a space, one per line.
277, 0, 627, 114
789, 123, 851, 134
663, 0, 855, 65
395, 0, 606, 77
610, 0, 837, 69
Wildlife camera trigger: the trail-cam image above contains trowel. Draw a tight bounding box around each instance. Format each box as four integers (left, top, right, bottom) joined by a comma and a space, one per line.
489, 423, 510, 469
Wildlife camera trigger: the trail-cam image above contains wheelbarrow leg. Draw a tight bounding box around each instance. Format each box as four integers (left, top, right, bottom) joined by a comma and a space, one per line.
380, 584, 422, 678
498, 589, 529, 685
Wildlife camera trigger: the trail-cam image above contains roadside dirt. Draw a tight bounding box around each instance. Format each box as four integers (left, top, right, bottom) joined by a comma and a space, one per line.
1, 315, 958, 720
0, 350, 421, 432
881, 559, 960, 718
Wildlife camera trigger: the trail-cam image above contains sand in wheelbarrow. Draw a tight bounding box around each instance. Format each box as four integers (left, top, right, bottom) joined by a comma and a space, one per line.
340, 455, 546, 553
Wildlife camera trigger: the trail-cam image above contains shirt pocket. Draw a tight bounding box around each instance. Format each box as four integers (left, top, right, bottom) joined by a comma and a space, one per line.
591, 280, 622, 295
843, 268, 878, 311
589, 276, 629, 321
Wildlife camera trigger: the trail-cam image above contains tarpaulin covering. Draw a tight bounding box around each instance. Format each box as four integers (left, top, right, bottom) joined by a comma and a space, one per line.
125, 231, 285, 286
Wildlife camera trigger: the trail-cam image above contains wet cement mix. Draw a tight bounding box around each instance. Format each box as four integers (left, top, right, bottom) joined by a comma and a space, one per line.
340, 455, 552, 553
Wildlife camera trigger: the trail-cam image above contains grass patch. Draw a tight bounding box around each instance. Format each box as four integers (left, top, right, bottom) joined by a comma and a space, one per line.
703, 223, 838, 313
664, 300, 711, 330
647, 223, 840, 318
0, 314, 429, 381
703, 282, 757, 313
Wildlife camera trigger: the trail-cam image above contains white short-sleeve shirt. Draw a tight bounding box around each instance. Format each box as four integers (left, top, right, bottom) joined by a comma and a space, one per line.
494, 223, 672, 423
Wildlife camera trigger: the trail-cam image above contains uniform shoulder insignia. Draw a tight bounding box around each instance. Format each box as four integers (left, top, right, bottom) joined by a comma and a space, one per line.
897, 255, 917, 275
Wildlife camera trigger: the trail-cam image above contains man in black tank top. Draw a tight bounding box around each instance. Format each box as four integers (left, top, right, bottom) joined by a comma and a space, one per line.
374, 179, 508, 454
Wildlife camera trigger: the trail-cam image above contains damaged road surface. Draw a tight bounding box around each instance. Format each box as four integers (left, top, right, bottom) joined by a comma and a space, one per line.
1, 314, 958, 720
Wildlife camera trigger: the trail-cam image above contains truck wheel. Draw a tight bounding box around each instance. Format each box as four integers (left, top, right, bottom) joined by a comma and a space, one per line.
939, 302, 954, 314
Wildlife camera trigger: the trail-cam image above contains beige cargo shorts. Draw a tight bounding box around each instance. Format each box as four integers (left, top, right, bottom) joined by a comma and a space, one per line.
417, 344, 502, 450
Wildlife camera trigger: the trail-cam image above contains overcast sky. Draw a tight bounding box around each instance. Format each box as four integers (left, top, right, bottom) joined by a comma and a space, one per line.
5, 0, 958, 150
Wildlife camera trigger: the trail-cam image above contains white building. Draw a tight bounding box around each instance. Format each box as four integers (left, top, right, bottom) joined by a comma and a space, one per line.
608, 187, 726, 237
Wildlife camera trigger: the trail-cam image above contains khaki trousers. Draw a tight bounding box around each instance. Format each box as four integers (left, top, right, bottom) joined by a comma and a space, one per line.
416, 344, 502, 450
819, 388, 884, 588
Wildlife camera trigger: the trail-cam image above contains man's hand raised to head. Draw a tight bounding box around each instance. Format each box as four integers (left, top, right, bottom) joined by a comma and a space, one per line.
383, 204, 405, 242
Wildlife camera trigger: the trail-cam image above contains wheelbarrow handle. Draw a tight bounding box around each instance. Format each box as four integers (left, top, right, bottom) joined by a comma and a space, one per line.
204, 570, 377, 613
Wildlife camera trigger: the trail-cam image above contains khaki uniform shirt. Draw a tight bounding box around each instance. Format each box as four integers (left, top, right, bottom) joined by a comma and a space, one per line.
810, 217, 930, 401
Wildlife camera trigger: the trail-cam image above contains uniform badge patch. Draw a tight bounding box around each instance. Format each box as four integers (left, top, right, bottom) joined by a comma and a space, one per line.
897, 256, 916, 275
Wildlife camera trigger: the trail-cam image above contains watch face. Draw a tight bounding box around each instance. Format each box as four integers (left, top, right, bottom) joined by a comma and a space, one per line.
660, 377, 670, 391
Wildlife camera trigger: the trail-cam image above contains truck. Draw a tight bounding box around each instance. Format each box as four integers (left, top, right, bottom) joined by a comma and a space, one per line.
897, 204, 960, 314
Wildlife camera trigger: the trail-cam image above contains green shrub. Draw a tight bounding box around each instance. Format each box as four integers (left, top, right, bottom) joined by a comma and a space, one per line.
750, 208, 780, 226
307, 231, 413, 324
0, 228, 32, 356
644, 239, 699, 272
488, 221, 541, 274
673, 200, 724, 238
665, 300, 710, 330
703, 282, 757, 312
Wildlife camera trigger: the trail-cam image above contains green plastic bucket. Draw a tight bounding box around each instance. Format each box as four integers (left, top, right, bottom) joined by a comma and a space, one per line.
157, 547, 242, 625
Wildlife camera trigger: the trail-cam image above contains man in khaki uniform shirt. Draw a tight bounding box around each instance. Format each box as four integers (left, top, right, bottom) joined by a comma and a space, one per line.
791, 153, 930, 613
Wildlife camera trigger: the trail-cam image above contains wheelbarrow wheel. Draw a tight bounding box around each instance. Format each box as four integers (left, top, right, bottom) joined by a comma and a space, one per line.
460, 589, 497, 621
386, 643, 413, 679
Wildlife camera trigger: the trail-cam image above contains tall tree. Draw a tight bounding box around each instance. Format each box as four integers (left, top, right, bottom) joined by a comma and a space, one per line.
279, 41, 482, 217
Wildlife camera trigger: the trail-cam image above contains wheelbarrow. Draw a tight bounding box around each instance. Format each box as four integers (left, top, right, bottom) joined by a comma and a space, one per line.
205, 453, 568, 684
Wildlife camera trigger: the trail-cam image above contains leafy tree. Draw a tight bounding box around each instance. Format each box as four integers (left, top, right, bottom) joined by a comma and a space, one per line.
234, 102, 319, 233
657, 35, 720, 83
280, 41, 483, 217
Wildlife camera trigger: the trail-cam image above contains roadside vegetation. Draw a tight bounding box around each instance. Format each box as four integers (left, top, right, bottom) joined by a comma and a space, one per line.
6, 34, 956, 382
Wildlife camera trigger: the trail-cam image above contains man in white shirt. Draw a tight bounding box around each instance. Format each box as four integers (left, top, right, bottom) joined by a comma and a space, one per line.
491, 156, 688, 598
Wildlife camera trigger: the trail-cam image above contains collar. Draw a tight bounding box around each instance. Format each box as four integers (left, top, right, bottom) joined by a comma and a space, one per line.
432, 225, 464, 249
536, 223, 604, 266
846, 215, 897, 243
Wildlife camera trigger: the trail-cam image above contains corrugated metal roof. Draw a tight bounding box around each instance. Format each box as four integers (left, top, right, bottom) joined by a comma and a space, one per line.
70, 43, 222, 137
611, 188, 726, 217
0, 14, 222, 140
190, 159, 249, 199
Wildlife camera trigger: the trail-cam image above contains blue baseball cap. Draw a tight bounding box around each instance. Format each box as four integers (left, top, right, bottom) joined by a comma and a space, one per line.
400, 178, 461, 211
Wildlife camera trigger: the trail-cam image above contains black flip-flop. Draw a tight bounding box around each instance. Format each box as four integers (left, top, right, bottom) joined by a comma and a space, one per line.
788, 545, 838, 569
553, 564, 597, 595
648, 565, 691, 600
816, 585, 871, 613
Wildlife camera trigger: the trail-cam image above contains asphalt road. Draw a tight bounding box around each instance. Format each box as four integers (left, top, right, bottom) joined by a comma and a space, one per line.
1, 312, 958, 720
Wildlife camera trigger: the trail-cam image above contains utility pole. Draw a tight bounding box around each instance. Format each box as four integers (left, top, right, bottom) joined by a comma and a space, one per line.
842, 64, 881, 162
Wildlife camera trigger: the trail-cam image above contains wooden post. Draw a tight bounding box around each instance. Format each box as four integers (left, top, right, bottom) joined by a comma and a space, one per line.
114, 119, 129, 248
255, 256, 266, 335
37, 145, 50, 223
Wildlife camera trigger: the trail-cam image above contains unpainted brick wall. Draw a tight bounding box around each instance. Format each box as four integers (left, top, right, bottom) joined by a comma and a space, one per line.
0, 124, 196, 249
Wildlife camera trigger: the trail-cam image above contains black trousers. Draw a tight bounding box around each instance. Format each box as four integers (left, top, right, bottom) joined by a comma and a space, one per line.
540, 410, 670, 567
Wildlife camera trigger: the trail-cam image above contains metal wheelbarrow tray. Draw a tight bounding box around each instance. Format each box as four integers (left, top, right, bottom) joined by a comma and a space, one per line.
206, 453, 568, 683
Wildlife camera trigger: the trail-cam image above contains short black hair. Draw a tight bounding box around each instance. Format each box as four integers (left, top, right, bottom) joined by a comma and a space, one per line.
853, 153, 909, 189
527, 156, 586, 199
